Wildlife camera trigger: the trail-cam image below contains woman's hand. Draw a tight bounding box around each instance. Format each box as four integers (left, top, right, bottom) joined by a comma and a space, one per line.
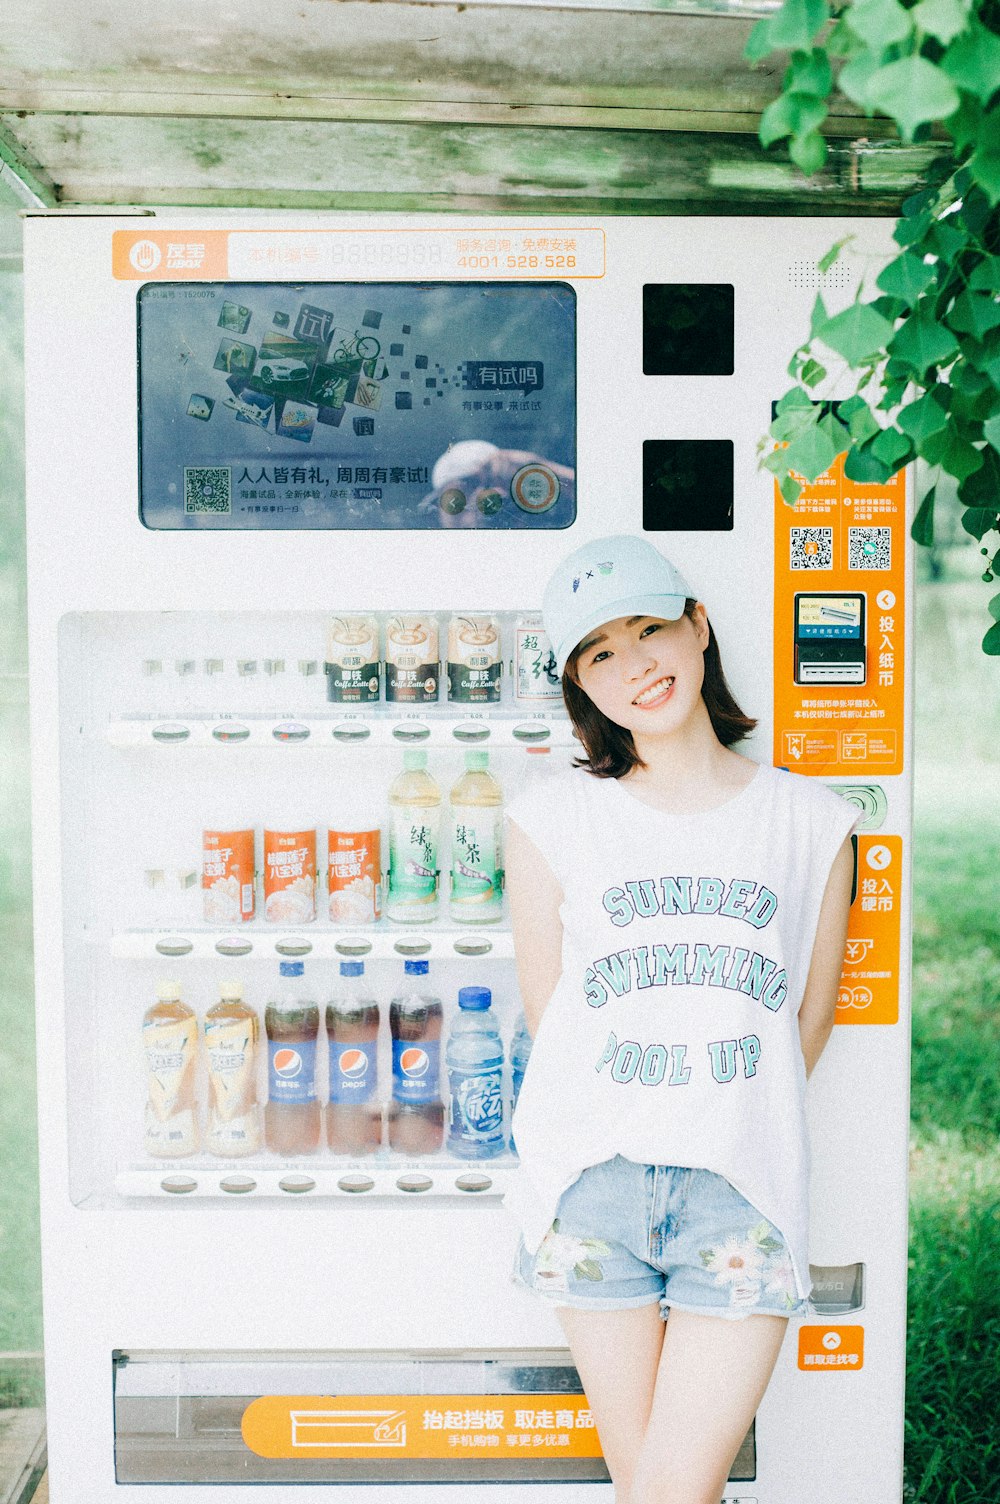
504, 817, 565, 1039
798, 835, 856, 1078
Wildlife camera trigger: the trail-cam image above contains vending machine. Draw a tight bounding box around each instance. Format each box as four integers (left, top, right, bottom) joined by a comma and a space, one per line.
23, 213, 912, 1502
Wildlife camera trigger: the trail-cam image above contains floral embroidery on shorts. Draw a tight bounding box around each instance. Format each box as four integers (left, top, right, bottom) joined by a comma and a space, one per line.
532, 1219, 613, 1293
699, 1219, 799, 1311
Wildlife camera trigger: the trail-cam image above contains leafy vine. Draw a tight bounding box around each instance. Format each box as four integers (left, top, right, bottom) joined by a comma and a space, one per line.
747, 0, 1000, 654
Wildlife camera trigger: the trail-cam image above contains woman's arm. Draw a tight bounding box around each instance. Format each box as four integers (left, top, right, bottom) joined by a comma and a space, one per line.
798, 835, 855, 1079
504, 817, 565, 1039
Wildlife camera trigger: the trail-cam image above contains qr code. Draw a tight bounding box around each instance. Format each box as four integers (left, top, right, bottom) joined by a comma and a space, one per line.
849, 526, 891, 570
184, 466, 231, 515
790, 527, 833, 570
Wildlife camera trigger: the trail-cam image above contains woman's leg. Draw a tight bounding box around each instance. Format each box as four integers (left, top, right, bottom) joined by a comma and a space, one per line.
557, 1302, 666, 1504
628, 1310, 789, 1504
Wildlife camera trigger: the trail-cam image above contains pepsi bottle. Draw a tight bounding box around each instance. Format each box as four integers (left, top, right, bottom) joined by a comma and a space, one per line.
446, 987, 505, 1160
265, 960, 320, 1156
509, 1010, 532, 1154
326, 961, 382, 1156
388, 960, 444, 1155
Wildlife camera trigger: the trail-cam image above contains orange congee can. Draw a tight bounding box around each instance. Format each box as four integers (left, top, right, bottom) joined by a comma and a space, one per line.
203, 829, 256, 924
263, 829, 317, 924
328, 829, 382, 925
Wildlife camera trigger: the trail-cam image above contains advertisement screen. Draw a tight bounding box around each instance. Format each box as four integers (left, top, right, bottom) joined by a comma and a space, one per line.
138, 281, 576, 531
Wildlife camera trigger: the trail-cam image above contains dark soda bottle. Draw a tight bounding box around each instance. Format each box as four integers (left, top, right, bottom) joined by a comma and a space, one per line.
265, 960, 320, 1156
326, 961, 382, 1156
387, 959, 444, 1154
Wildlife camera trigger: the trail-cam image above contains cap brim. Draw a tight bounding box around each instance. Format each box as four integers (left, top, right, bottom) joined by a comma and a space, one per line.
552, 593, 688, 676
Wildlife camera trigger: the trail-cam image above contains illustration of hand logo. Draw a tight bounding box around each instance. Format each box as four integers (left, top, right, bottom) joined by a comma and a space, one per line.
129, 240, 162, 272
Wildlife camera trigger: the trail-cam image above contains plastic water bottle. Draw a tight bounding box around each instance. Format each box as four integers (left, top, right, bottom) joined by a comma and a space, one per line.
446, 986, 505, 1159
509, 1011, 532, 1154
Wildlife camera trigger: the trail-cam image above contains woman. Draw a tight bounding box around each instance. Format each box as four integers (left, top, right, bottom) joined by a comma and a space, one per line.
503, 534, 857, 1504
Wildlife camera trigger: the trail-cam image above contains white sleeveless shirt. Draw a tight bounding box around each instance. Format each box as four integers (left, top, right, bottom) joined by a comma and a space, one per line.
504, 761, 859, 1303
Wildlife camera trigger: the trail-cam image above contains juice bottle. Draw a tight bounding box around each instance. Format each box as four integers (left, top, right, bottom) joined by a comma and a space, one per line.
205, 980, 261, 1157
264, 961, 321, 1156
386, 750, 441, 923
143, 980, 198, 1158
448, 750, 503, 924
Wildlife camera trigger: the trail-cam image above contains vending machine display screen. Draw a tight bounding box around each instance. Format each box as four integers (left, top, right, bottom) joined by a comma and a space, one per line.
137, 281, 576, 531
794, 592, 867, 684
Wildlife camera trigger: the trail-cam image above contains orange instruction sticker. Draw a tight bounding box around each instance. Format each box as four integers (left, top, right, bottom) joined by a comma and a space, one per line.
838, 834, 902, 1026
241, 1393, 604, 1461
798, 1326, 865, 1371
773, 451, 907, 778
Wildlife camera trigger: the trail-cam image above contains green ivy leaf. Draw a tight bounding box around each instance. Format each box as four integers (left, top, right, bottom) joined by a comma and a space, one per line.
840, 396, 882, 444
887, 312, 960, 373
920, 424, 985, 479
970, 108, 1000, 206
952, 363, 994, 401
911, 486, 936, 546
983, 621, 1000, 655
870, 427, 915, 469
769, 0, 832, 52
836, 50, 883, 109
801, 358, 828, 387
760, 92, 829, 147
843, 446, 894, 483
865, 56, 962, 142
893, 210, 933, 248
982, 412, 1000, 452
790, 129, 828, 174
970, 257, 1000, 292
776, 386, 817, 414
950, 291, 1000, 340
940, 18, 1000, 105
784, 424, 840, 481
962, 506, 998, 540
869, 294, 907, 322
746, 17, 778, 63
876, 252, 936, 303
818, 409, 851, 451
911, 0, 971, 46
810, 292, 829, 338
958, 185, 992, 239
949, 95, 984, 155
785, 48, 834, 97
989, 591, 1000, 622
928, 220, 967, 262
816, 302, 895, 364
844, 0, 913, 50
779, 472, 803, 506
818, 236, 853, 275
898, 387, 951, 441
959, 449, 1000, 509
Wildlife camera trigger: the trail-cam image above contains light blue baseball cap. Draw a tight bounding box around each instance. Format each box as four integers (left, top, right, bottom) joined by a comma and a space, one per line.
543, 535, 693, 676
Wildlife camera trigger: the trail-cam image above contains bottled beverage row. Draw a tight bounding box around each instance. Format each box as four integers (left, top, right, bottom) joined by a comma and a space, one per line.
204, 747, 507, 927
143, 960, 532, 1164
141, 612, 560, 707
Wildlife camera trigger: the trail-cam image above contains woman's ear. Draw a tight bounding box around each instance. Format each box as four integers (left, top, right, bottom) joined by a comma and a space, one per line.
691, 602, 711, 651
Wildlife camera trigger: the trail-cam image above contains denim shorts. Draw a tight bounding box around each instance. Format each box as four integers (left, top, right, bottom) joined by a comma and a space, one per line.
512, 1156, 811, 1322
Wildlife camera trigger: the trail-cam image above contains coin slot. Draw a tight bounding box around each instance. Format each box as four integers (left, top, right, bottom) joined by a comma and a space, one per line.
396, 1173, 433, 1193
332, 722, 372, 742
455, 1173, 493, 1193
334, 938, 374, 957
215, 936, 253, 957
453, 721, 491, 742
211, 724, 251, 743
151, 724, 190, 744
279, 1175, 316, 1194
453, 936, 493, 957
275, 937, 313, 957
393, 937, 432, 957
220, 1175, 256, 1195
155, 936, 194, 957
338, 1174, 375, 1194
160, 1175, 197, 1195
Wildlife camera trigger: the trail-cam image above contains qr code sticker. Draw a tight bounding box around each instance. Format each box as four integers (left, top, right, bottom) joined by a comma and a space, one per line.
849, 526, 891, 570
790, 527, 833, 570
184, 466, 231, 515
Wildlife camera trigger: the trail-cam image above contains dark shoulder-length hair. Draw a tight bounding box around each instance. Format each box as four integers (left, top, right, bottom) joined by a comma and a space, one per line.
562, 599, 757, 779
